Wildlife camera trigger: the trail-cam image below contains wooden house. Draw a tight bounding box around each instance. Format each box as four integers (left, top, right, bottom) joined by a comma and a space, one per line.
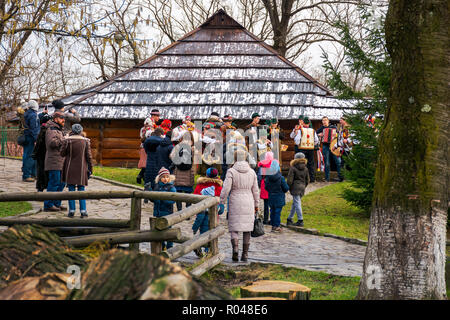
56, 9, 355, 168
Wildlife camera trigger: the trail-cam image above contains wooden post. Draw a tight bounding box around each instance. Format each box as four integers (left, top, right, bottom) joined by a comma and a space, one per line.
129, 196, 142, 251
149, 217, 162, 255
208, 203, 219, 256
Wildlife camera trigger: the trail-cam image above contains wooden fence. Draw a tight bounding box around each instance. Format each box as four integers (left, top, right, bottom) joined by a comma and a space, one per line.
0, 190, 225, 277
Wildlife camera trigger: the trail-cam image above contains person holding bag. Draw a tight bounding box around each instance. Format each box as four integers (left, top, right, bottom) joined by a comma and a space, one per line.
220, 150, 259, 262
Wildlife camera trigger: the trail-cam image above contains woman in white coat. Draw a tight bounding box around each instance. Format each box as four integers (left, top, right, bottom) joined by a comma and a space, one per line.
220, 150, 259, 262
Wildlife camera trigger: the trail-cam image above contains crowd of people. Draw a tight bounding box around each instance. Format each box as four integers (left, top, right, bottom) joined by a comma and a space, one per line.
17, 101, 353, 261
18, 99, 91, 217
137, 109, 353, 260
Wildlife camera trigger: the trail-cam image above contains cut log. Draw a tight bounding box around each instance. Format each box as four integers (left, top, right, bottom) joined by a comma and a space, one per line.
63, 228, 181, 248
240, 280, 311, 300
134, 191, 207, 204
0, 273, 71, 300
0, 217, 130, 228
154, 196, 219, 230
68, 249, 233, 300
0, 190, 133, 202
0, 225, 87, 288
45, 227, 125, 237
190, 253, 225, 277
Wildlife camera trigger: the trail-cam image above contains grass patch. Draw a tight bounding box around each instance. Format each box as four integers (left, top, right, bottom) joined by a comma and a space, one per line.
0, 202, 33, 217
93, 166, 142, 187
281, 182, 370, 240
199, 263, 360, 300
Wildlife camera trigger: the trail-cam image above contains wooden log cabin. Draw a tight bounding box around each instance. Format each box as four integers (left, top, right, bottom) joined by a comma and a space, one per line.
53, 9, 355, 169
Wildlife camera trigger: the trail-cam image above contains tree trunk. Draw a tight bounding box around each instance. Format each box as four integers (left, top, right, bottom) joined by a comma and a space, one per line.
357, 0, 449, 299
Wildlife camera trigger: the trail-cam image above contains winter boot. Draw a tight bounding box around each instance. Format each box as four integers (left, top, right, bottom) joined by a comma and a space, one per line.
241, 243, 250, 262
231, 239, 239, 262
295, 220, 304, 227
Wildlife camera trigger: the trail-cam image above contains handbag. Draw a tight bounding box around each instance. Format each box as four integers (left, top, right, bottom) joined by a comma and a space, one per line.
17, 134, 26, 146
251, 212, 265, 238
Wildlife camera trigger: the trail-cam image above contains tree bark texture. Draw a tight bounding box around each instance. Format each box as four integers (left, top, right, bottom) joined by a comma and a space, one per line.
0, 225, 87, 289
68, 249, 233, 300
357, 0, 449, 299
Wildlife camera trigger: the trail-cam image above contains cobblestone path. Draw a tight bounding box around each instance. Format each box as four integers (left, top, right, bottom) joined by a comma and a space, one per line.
0, 158, 365, 277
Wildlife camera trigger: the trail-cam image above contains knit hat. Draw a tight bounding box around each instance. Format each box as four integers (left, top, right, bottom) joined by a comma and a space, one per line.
251, 112, 261, 119
298, 115, 304, 120
156, 167, 170, 180
271, 118, 278, 124
72, 124, 83, 135
295, 152, 305, 159
27, 100, 39, 111
303, 117, 310, 124
183, 115, 191, 123
269, 159, 281, 173
206, 167, 219, 179
201, 186, 216, 197
150, 109, 160, 116
52, 99, 64, 110
211, 112, 220, 117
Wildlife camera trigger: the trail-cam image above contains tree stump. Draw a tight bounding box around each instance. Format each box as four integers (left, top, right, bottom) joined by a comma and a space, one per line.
0, 224, 87, 289
240, 280, 311, 300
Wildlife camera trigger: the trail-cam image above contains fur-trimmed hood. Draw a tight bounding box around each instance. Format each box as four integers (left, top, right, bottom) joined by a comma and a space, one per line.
196, 176, 223, 187
155, 174, 176, 184
290, 158, 308, 169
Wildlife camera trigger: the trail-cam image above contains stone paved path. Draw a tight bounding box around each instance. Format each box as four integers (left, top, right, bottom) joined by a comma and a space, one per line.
0, 158, 365, 277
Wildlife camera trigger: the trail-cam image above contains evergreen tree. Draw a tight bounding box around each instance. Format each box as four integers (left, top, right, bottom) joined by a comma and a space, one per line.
322, 4, 390, 212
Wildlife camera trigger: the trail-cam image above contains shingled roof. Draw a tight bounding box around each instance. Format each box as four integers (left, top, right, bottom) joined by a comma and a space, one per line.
61, 9, 354, 120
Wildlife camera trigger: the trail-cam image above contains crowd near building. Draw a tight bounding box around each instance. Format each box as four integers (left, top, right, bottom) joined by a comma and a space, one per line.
13, 10, 358, 262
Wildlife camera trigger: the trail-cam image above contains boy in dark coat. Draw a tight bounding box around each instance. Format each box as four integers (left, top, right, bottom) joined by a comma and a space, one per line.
152, 167, 177, 250
264, 160, 290, 232
286, 152, 309, 227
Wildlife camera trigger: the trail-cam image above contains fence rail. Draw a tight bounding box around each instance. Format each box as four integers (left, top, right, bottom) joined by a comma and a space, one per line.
0, 190, 224, 276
